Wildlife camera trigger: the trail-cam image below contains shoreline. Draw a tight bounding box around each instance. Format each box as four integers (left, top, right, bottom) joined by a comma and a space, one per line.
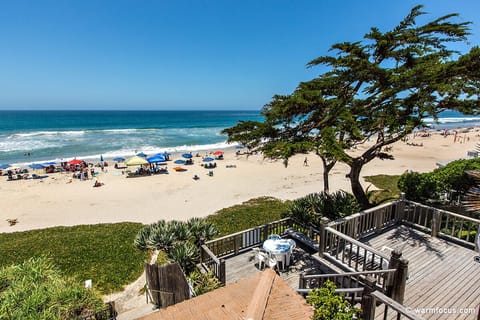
1, 128, 479, 234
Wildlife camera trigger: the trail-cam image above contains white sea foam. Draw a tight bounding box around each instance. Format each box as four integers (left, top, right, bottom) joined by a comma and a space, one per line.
424, 117, 480, 124
9, 130, 86, 138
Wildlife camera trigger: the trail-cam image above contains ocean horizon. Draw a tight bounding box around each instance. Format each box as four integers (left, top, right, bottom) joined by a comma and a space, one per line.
0, 109, 479, 166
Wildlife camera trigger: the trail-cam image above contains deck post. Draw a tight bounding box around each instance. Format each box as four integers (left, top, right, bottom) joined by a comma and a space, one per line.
386, 249, 402, 298
263, 224, 269, 241
233, 235, 239, 256
431, 209, 442, 238
298, 272, 305, 290
361, 276, 377, 320
395, 193, 406, 223
375, 209, 384, 234
319, 217, 329, 257
392, 257, 409, 304
219, 259, 226, 285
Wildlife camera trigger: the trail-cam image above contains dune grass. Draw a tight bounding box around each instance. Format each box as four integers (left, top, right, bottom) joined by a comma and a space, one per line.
364, 174, 401, 204
205, 197, 290, 237
0, 223, 147, 295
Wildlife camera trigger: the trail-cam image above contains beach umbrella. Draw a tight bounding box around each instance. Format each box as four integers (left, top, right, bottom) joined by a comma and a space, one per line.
147, 155, 166, 163
182, 153, 193, 159
235, 145, 245, 149
0, 164, 10, 169
69, 159, 83, 165
113, 157, 125, 162
43, 161, 56, 165
137, 152, 147, 158
212, 151, 224, 156
29, 163, 45, 169
174, 159, 186, 165
203, 157, 215, 162
125, 156, 149, 166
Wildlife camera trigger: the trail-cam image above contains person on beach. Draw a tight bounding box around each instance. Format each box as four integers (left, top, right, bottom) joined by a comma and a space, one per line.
303, 157, 308, 166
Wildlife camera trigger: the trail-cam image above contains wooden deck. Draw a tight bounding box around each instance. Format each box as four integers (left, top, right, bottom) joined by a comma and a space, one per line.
224, 244, 325, 290
360, 225, 480, 320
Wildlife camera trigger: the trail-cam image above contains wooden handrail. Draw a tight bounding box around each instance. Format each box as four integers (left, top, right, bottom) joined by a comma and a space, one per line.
328, 201, 399, 227
405, 200, 480, 224
201, 244, 220, 264
204, 217, 291, 244
325, 227, 390, 260
302, 269, 396, 280
370, 291, 424, 320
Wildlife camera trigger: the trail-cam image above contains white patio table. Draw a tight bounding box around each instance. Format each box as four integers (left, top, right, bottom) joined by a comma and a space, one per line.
262, 238, 296, 270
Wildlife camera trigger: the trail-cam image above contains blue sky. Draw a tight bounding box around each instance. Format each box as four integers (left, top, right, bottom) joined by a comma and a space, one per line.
0, 1, 479, 110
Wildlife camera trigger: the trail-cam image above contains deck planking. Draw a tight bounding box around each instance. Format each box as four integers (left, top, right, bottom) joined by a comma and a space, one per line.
361, 225, 480, 320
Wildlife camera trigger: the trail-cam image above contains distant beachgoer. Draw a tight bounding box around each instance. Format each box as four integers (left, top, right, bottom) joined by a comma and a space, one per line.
303, 157, 308, 166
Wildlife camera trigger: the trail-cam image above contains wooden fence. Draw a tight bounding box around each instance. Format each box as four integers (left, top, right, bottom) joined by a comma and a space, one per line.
145, 263, 190, 308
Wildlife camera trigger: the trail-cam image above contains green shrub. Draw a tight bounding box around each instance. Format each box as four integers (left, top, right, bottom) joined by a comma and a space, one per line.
398, 158, 480, 201
307, 280, 360, 320
188, 270, 221, 296
0, 257, 105, 320
283, 191, 360, 227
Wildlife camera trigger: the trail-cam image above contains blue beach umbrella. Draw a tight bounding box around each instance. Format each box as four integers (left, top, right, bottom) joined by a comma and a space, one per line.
203, 157, 215, 162
29, 163, 45, 169
113, 157, 125, 162
235, 145, 245, 149
43, 161, 56, 165
137, 152, 147, 158
0, 164, 11, 169
147, 155, 166, 163
174, 159, 186, 165
182, 153, 193, 159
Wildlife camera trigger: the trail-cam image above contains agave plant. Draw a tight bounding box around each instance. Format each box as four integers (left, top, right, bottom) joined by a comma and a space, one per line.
168, 220, 192, 242
168, 241, 199, 274
146, 222, 176, 251
134, 225, 152, 251
188, 270, 221, 296
187, 217, 218, 245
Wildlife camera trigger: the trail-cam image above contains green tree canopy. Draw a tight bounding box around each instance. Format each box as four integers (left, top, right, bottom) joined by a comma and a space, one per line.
223, 5, 480, 208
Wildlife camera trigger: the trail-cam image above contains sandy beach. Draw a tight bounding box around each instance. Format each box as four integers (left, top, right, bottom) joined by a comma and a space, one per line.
1, 129, 479, 234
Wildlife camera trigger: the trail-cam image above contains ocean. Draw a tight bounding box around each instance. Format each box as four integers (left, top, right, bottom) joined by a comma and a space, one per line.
0, 109, 478, 166
0, 110, 263, 165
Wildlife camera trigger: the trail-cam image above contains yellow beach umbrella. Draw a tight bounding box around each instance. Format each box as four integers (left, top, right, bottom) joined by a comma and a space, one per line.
125, 156, 149, 166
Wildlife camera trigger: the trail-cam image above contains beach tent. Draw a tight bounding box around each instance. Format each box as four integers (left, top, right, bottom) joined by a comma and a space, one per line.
29, 163, 45, 169
0, 164, 10, 169
147, 155, 166, 163
125, 156, 149, 166
212, 151, 224, 156
203, 157, 215, 162
182, 153, 193, 159
43, 161, 56, 165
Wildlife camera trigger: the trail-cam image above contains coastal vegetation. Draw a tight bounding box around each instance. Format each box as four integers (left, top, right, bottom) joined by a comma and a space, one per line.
0, 223, 147, 294
307, 280, 360, 320
282, 191, 361, 227
0, 257, 105, 319
398, 158, 480, 203
223, 5, 480, 208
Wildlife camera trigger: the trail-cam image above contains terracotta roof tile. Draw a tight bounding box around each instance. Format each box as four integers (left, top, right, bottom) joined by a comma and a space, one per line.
138, 269, 313, 320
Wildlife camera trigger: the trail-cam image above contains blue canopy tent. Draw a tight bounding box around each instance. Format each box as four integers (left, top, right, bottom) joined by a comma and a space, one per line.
137, 152, 147, 158
0, 164, 11, 169
182, 153, 193, 159
147, 155, 166, 163
203, 157, 215, 162
174, 159, 186, 165
113, 157, 125, 162
29, 163, 45, 169
43, 161, 57, 165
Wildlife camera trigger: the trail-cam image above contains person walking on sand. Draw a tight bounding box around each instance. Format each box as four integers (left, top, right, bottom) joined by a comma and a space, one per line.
303, 157, 308, 166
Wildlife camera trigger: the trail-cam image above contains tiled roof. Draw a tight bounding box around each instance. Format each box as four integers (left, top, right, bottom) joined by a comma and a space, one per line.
138, 269, 313, 320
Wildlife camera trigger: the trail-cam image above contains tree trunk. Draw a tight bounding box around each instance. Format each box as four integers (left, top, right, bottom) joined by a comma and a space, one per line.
320, 156, 336, 193
348, 161, 370, 209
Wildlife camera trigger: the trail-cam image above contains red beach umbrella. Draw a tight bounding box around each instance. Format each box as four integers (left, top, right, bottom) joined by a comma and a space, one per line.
212, 151, 224, 156
69, 159, 83, 165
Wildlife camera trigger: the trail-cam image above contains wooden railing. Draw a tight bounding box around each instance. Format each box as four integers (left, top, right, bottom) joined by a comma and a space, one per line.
363, 290, 424, 320
199, 244, 226, 284
204, 218, 295, 259
298, 269, 397, 303
328, 201, 400, 239
403, 200, 480, 249
321, 227, 390, 272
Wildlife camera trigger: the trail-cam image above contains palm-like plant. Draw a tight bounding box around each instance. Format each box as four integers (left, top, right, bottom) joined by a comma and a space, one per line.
168, 242, 199, 274
134, 225, 152, 251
